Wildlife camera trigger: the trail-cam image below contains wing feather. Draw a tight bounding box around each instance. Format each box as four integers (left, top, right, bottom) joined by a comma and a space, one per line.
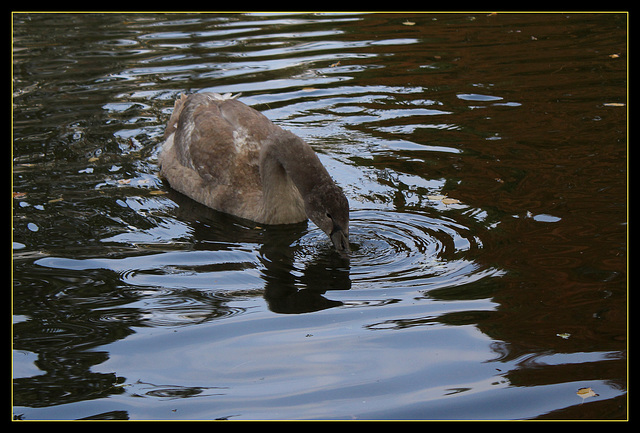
173, 94, 238, 185
162, 93, 286, 216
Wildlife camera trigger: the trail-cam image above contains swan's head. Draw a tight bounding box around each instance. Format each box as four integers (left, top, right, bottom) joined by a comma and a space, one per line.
305, 184, 350, 252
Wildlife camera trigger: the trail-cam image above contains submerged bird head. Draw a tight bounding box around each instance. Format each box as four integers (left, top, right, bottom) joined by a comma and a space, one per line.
304, 183, 350, 252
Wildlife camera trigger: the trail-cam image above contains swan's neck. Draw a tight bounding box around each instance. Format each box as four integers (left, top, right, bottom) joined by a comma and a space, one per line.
259, 131, 331, 224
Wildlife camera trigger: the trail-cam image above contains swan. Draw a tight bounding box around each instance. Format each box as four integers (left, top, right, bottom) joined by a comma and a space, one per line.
158, 92, 350, 251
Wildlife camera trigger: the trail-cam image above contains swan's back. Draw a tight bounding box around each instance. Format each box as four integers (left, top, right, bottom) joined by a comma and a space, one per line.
159, 93, 306, 223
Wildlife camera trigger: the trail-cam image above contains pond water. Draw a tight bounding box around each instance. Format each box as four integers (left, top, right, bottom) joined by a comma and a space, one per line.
12, 12, 627, 420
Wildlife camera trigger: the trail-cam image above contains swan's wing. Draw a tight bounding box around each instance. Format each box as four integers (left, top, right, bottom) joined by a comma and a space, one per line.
173, 94, 282, 186
216, 98, 279, 142
172, 94, 241, 186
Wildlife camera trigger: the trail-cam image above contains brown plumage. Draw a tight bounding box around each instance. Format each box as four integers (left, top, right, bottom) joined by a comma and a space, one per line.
158, 92, 350, 251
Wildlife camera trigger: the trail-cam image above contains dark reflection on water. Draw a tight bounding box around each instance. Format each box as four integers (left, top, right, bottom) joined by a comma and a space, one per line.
13, 13, 626, 420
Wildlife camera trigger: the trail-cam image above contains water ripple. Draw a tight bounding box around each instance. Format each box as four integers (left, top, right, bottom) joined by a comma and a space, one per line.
297, 209, 503, 292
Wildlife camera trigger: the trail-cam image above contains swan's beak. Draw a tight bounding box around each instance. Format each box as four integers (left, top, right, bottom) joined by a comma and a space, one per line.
331, 228, 350, 252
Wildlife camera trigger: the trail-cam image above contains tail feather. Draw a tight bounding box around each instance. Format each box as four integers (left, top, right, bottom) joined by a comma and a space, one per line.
163, 93, 189, 140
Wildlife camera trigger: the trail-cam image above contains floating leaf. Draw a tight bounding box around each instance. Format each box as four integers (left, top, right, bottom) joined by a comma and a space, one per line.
603, 102, 625, 107
403, 20, 415, 26
13, 192, 27, 199
441, 198, 461, 205
577, 387, 599, 401
427, 195, 461, 205
427, 195, 447, 201
556, 333, 571, 340
329, 61, 341, 68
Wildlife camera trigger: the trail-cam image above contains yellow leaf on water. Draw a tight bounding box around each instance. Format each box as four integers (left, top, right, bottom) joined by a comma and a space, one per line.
442, 198, 461, 205
428, 195, 461, 205
403, 20, 416, 26
603, 102, 625, 107
577, 387, 599, 400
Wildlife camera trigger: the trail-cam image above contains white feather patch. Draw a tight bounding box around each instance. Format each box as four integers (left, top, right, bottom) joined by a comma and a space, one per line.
208, 92, 242, 101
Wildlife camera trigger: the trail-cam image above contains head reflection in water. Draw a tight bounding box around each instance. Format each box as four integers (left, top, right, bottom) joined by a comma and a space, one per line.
260, 232, 352, 314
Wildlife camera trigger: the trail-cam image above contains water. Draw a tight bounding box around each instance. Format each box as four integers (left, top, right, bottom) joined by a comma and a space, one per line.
12, 13, 627, 420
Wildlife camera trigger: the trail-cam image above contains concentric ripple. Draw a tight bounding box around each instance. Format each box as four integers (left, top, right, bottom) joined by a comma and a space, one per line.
296, 209, 502, 292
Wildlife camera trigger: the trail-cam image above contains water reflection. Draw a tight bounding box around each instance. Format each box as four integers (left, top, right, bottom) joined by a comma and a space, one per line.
14, 205, 352, 409
262, 248, 351, 314
169, 190, 353, 314
14, 179, 502, 411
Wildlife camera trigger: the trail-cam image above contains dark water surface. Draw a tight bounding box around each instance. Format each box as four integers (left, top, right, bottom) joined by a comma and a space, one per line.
12, 13, 626, 420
